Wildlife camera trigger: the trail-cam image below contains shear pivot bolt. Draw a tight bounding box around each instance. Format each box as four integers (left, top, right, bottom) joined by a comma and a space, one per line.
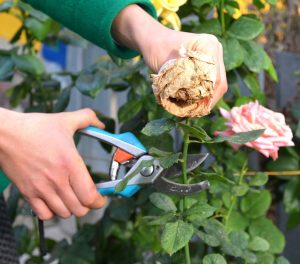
141, 166, 154, 177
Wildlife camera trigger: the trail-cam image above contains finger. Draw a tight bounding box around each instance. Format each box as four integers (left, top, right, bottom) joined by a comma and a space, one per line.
56, 184, 90, 217
41, 192, 71, 219
69, 153, 107, 209
68, 108, 105, 130
211, 44, 228, 107
29, 198, 54, 220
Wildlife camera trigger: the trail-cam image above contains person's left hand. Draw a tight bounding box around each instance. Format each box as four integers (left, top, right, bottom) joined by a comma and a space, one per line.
141, 30, 228, 108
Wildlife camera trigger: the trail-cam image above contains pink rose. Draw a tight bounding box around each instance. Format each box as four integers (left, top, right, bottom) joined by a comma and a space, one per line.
215, 101, 294, 160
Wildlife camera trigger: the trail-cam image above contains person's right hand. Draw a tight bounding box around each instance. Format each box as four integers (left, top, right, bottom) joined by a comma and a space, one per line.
0, 108, 107, 220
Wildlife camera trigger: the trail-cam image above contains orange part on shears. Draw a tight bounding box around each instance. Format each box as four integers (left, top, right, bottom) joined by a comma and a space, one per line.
114, 148, 134, 163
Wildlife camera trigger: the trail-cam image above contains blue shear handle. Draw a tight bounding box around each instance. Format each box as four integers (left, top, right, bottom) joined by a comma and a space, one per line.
98, 185, 141, 198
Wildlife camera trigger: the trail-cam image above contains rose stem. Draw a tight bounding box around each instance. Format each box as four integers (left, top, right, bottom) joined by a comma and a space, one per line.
224, 161, 247, 230
182, 119, 191, 264
220, 0, 226, 34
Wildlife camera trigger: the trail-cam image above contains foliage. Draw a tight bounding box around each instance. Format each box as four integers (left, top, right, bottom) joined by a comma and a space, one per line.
0, 0, 297, 263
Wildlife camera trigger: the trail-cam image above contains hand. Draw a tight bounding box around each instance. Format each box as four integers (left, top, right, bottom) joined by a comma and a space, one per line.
142, 31, 227, 107
0, 108, 107, 220
113, 5, 227, 108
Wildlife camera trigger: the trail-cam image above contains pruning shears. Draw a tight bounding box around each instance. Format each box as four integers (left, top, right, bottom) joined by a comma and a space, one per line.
80, 126, 210, 197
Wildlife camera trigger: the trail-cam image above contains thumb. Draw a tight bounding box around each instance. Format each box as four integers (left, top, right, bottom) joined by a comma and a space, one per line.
67, 108, 105, 131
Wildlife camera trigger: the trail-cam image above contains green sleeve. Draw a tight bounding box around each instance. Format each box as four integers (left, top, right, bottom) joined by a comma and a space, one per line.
0, 170, 10, 193
23, 0, 157, 59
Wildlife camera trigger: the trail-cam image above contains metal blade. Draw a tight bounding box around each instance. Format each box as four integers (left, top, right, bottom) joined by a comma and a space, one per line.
153, 175, 210, 196
164, 153, 209, 178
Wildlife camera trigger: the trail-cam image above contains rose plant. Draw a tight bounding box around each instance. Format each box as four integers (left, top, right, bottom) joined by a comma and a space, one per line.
0, 0, 298, 263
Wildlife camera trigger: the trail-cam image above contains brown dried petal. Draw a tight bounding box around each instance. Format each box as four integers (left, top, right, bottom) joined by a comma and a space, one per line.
151, 46, 216, 118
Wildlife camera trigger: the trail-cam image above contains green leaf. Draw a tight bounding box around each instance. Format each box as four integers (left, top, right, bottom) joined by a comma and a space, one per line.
0, 1, 13, 12
0, 55, 14, 80
193, 19, 222, 35
267, 0, 277, 5
266, 153, 299, 173
241, 250, 258, 263
226, 211, 249, 232
248, 236, 270, 252
142, 118, 176, 136
256, 253, 275, 264
219, 37, 244, 71
228, 231, 249, 250
149, 147, 172, 157
18, 2, 49, 21
149, 192, 177, 212
203, 219, 227, 241
128, 72, 149, 97
275, 256, 290, 264
249, 172, 268, 186
8, 82, 28, 107
191, 0, 213, 9
118, 100, 143, 123
178, 123, 211, 141
12, 54, 45, 76
161, 220, 194, 255
232, 183, 249, 196
253, 0, 265, 9
239, 70, 265, 103
228, 15, 264, 40
241, 190, 271, 218
185, 202, 216, 223
221, 240, 242, 257
140, 133, 174, 152
158, 153, 181, 169
54, 87, 71, 112
234, 96, 253, 107
242, 250, 258, 263
24, 17, 52, 41
114, 159, 154, 192
212, 129, 265, 145
144, 212, 175, 226
75, 73, 107, 98
263, 51, 278, 82
283, 179, 300, 214
240, 40, 265, 72
202, 254, 227, 264
196, 230, 220, 247
249, 217, 285, 254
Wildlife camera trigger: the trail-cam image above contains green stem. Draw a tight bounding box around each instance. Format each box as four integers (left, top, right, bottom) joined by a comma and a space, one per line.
224, 163, 247, 229
220, 0, 225, 34
182, 121, 191, 264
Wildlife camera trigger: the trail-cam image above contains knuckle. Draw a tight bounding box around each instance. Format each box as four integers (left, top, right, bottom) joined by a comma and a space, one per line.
82, 191, 96, 207
75, 208, 89, 218
82, 108, 96, 118
60, 211, 72, 219
38, 211, 53, 221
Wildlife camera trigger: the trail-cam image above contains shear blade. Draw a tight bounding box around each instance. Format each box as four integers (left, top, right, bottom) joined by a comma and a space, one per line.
153, 177, 209, 196
164, 153, 209, 178
153, 153, 209, 196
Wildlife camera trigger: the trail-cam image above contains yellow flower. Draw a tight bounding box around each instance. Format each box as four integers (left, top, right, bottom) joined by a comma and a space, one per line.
152, 0, 186, 30
160, 10, 181, 31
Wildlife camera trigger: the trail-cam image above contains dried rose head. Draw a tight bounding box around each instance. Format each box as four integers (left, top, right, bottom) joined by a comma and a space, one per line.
151, 42, 216, 117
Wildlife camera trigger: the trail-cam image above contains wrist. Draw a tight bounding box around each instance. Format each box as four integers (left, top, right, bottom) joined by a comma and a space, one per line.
0, 108, 22, 166
112, 4, 165, 53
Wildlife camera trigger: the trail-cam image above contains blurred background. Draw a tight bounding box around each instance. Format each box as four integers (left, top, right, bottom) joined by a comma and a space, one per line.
0, 0, 299, 263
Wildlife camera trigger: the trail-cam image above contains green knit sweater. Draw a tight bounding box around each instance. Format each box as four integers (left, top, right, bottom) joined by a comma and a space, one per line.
24, 0, 157, 58
0, 0, 157, 192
